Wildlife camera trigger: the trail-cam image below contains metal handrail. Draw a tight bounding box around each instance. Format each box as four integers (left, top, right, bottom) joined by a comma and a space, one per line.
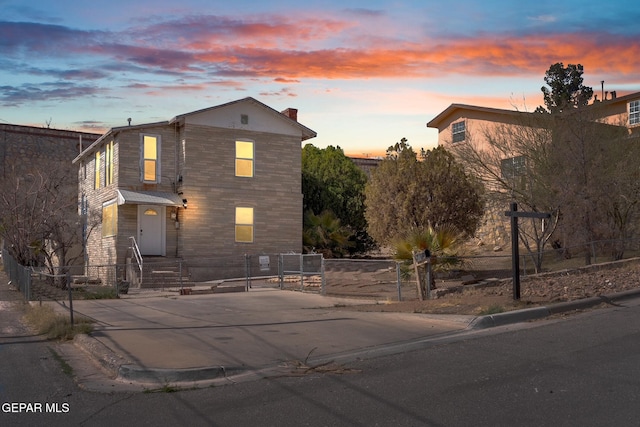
129, 236, 143, 284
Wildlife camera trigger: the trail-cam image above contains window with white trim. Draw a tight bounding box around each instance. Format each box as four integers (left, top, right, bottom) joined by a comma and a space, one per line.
94, 151, 101, 189
630, 100, 640, 126
452, 121, 466, 143
235, 207, 254, 243
102, 200, 117, 237
141, 134, 160, 183
501, 156, 527, 189
105, 140, 114, 186
235, 140, 254, 177
501, 156, 525, 179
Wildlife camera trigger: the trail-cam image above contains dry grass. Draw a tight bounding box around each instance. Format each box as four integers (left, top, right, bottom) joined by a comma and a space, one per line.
23, 304, 93, 340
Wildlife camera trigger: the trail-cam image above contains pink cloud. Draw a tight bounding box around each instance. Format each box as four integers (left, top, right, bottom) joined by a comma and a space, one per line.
3, 17, 639, 100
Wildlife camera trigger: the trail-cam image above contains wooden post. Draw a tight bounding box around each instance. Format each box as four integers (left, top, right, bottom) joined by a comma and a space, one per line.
504, 203, 551, 300
412, 249, 431, 301
412, 251, 425, 301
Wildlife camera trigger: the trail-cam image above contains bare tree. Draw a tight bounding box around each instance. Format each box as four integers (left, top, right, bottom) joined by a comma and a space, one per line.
455, 107, 639, 269
0, 160, 98, 286
548, 110, 639, 263
453, 114, 559, 272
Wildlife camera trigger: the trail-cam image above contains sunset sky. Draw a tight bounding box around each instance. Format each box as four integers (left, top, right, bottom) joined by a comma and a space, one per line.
1, 0, 639, 157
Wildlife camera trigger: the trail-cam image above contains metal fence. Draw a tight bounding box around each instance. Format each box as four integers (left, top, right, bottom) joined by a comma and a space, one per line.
323, 258, 410, 300
5, 237, 640, 302
450, 237, 640, 281
1, 248, 127, 302
2, 248, 32, 300
276, 253, 324, 292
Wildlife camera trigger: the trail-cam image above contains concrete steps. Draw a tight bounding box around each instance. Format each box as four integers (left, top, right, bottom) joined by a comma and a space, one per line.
141, 258, 195, 289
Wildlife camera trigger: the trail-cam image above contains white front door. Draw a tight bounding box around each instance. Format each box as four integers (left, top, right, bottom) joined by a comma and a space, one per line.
138, 205, 164, 255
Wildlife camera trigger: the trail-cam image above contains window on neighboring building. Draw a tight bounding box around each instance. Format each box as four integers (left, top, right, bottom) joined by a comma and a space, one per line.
105, 140, 114, 185
630, 100, 640, 126
452, 121, 466, 143
235, 140, 254, 177
141, 134, 160, 183
94, 151, 101, 189
501, 156, 527, 188
235, 207, 254, 243
102, 201, 117, 237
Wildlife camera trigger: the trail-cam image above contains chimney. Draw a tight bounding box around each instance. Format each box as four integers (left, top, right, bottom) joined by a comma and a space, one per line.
281, 108, 298, 122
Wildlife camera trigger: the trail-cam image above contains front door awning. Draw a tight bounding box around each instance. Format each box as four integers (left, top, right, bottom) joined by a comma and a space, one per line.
117, 189, 184, 206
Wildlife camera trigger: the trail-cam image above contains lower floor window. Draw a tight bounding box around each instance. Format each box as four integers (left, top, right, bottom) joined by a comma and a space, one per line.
102, 201, 117, 237
235, 207, 254, 243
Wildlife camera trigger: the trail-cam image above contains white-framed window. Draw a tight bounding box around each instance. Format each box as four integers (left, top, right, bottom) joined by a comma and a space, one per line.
501, 156, 525, 179
452, 121, 466, 143
501, 155, 527, 189
94, 151, 101, 189
630, 100, 640, 126
141, 134, 161, 183
235, 207, 254, 243
102, 200, 117, 237
105, 140, 114, 186
235, 140, 254, 177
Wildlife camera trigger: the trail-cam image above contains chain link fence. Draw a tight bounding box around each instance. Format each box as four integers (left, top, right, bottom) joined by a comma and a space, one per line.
4, 237, 640, 302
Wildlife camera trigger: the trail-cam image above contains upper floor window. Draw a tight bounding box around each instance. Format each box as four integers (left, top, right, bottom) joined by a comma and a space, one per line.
630, 100, 640, 126
94, 151, 101, 189
105, 140, 114, 186
141, 134, 160, 183
235, 207, 254, 243
452, 121, 466, 143
236, 140, 254, 177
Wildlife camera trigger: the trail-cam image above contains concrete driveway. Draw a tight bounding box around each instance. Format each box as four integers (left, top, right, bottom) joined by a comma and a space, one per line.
64, 288, 473, 383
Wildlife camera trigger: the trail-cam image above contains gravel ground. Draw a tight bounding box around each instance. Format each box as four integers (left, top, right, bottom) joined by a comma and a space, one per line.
327, 258, 640, 315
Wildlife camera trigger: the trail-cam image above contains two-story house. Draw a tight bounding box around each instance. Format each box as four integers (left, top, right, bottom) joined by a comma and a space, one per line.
428, 91, 640, 150
427, 90, 640, 246
73, 97, 316, 285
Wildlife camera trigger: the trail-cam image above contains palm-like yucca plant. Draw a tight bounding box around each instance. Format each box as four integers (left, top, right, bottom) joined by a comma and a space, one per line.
303, 210, 354, 258
392, 225, 466, 281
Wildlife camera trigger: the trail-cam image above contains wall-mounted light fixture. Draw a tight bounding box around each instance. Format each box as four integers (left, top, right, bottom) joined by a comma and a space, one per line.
182, 199, 188, 209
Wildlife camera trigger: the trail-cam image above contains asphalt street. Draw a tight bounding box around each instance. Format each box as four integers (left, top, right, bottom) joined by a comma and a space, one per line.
2, 288, 640, 426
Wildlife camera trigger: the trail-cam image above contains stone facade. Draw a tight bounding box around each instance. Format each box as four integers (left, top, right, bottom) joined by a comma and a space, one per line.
0, 123, 99, 178
74, 97, 316, 283
0, 124, 101, 271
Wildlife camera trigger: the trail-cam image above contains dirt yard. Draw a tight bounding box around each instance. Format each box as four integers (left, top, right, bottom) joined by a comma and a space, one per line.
323, 259, 640, 316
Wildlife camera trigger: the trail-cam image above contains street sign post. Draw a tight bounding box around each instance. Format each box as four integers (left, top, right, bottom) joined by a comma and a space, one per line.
504, 202, 551, 299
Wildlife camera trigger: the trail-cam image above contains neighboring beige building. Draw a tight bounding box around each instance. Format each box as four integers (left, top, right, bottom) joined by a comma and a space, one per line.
427, 90, 640, 246
73, 97, 316, 284
428, 91, 640, 150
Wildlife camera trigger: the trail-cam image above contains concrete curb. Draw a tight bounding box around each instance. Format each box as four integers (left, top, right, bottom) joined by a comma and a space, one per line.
469, 288, 640, 329
73, 333, 130, 378
73, 333, 248, 386
117, 364, 245, 384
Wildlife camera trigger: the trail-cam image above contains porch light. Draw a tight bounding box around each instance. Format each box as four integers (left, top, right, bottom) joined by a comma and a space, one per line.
182, 199, 188, 209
